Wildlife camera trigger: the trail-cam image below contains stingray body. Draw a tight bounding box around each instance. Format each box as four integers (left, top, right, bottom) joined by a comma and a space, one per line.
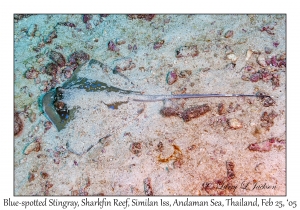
41, 61, 269, 131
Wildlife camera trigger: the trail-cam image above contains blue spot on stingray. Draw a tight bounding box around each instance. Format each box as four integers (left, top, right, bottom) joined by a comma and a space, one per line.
108, 106, 115, 110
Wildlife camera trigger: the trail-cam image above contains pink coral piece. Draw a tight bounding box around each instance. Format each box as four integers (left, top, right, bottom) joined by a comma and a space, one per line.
108, 40, 119, 52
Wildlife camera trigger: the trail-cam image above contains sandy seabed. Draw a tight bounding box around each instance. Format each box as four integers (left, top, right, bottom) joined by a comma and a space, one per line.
14, 14, 286, 195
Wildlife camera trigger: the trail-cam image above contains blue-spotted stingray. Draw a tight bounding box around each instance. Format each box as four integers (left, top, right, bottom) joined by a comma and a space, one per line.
41, 62, 270, 131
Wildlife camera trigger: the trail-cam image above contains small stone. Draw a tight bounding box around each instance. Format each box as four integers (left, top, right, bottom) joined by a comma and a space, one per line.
53, 159, 60, 164
34, 31, 41, 37
166, 70, 178, 85
227, 118, 243, 129
160, 107, 181, 117
27, 24, 37, 37
71, 190, 79, 196
133, 44, 138, 51
116, 38, 126, 45
49, 51, 66, 67
86, 22, 93, 30
28, 112, 36, 123
224, 30, 234, 38
25, 68, 39, 79
181, 104, 211, 122
175, 45, 199, 58
63, 64, 77, 79
260, 110, 277, 130
28, 172, 35, 182
143, 177, 153, 196
257, 54, 267, 67
250, 73, 260, 82
201, 67, 210, 72
227, 53, 238, 63
130, 142, 142, 156
153, 40, 164, 50
113, 57, 135, 73
14, 112, 23, 136
173, 158, 184, 168
273, 41, 280, 48
44, 121, 52, 131
277, 54, 285, 62
23, 141, 41, 155
40, 172, 49, 179
260, 70, 272, 82
44, 30, 57, 44
257, 93, 276, 107
218, 103, 226, 115
108, 40, 119, 52
45, 63, 59, 76
226, 161, 235, 179
178, 70, 192, 78
157, 142, 164, 152
236, 38, 248, 44
275, 14, 285, 19
265, 47, 272, 54
57, 22, 75, 28
245, 50, 253, 61
69, 50, 90, 65
248, 138, 278, 152
128, 14, 155, 21
241, 75, 249, 81
83, 14, 93, 23
188, 144, 196, 151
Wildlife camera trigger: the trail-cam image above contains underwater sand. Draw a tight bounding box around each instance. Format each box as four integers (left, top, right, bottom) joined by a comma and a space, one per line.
14, 14, 286, 195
